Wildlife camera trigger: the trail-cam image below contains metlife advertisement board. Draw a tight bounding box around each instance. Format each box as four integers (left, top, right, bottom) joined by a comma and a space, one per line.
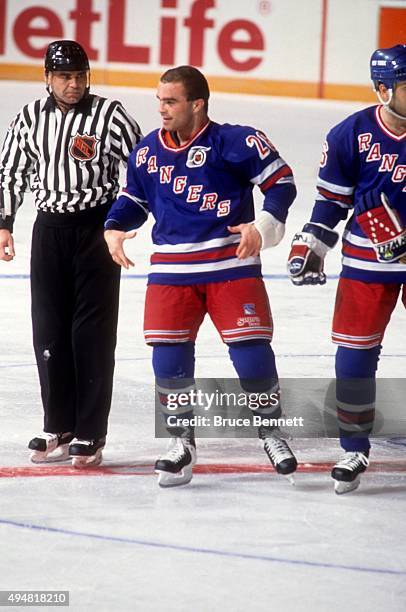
0, 0, 404, 100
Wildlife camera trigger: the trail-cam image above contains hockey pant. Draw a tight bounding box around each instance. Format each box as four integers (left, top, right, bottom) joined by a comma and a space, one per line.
31, 207, 120, 439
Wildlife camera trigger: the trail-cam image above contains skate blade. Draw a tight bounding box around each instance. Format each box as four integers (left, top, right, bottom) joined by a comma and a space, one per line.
71, 450, 103, 469
334, 476, 361, 495
30, 444, 70, 464
156, 467, 193, 488
285, 474, 296, 485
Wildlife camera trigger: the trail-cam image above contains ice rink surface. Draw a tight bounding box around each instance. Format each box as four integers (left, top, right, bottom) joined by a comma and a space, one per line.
0, 82, 405, 611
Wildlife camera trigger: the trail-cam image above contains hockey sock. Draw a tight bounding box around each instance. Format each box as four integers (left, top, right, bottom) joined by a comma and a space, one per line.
152, 342, 196, 437
335, 346, 381, 452
228, 340, 282, 426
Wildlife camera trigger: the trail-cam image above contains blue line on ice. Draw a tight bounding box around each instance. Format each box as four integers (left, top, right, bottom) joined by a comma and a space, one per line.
0, 518, 405, 577
0, 273, 341, 280
2, 354, 406, 368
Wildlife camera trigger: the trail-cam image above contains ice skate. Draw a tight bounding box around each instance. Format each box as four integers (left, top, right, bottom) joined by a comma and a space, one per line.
331, 451, 369, 495
259, 427, 298, 483
155, 437, 197, 487
69, 438, 105, 468
28, 432, 74, 463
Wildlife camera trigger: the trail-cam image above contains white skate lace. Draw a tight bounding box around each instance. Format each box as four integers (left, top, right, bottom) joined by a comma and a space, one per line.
71, 438, 98, 447
336, 452, 369, 470
40, 433, 58, 442
264, 436, 293, 463
38, 432, 71, 445
160, 439, 188, 464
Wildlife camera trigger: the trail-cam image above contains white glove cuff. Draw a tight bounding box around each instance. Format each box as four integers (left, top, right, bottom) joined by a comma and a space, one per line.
254, 211, 285, 249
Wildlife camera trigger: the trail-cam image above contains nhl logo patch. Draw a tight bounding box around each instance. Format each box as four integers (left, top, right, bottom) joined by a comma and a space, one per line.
69, 133, 99, 162
186, 146, 211, 168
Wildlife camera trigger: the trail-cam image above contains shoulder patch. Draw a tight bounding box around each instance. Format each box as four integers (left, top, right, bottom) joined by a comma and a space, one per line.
186, 146, 211, 168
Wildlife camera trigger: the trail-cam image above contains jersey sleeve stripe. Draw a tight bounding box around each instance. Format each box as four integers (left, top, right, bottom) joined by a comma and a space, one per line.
259, 165, 294, 192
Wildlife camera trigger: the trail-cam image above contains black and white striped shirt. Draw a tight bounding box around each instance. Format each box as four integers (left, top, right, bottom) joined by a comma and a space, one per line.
0, 94, 142, 230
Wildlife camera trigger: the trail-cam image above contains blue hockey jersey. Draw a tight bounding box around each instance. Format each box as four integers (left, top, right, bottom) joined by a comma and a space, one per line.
310, 105, 406, 283
106, 121, 296, 285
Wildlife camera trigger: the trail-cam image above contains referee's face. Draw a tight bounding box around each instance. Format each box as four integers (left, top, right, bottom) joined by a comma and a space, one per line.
47, 70, 88, 108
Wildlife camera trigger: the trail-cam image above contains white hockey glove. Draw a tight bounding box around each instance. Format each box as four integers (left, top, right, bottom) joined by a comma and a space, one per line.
287, 223, 339, 286
355, 189, 406, 263
254, 211, 285, 249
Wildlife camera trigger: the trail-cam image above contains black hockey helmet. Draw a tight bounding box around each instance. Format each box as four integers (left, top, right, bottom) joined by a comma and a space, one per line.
45, 40, 89, 73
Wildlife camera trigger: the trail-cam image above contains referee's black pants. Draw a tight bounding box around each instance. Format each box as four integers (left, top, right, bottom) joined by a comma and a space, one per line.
30, 206, 121, 440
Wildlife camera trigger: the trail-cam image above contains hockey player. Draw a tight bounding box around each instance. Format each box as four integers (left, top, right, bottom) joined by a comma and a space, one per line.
0, 41, 142, 467
104, 65, 298, 487
287, 45, 406, 494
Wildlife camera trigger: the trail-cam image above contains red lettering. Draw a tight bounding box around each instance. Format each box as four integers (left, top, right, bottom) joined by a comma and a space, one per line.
379, 154, 398, 173
147, 155, 158, 173
136, 146, 149, 167
160, 0, 177, 65
392, 165, 406, 182
69, 0, 101, 61
108, 0, 150, 63
0, 0, 6, 54
366, 143, 381, 162
6, 0, 268, 75
218, 20, 264, 71
159, 16, 176, 65
160, 165, 174, 183
217, 200, 230, 217
199, 192, 218, 211
173, 176, 187, 193
13, 8, 63, 58
187, 185, 203, 202
358, 133, 372, 152
183, 0, 215, 66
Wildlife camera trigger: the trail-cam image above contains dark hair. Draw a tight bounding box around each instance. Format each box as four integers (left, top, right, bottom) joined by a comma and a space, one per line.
160, 65, 210, 113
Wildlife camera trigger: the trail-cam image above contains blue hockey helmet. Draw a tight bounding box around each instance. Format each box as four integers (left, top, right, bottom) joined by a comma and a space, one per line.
370, 44, 406, 90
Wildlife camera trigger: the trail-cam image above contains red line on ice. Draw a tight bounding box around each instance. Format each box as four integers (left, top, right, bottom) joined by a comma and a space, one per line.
0, 462, 405, 478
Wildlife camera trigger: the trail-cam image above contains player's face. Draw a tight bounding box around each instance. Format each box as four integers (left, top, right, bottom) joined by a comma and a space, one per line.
392, 81, 406, 119
379, 81, 406, 122
157, 81, 196, 134
47, 70, 88, 107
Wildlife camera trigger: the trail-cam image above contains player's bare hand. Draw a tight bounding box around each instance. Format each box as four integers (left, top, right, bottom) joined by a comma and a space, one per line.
0, 229, 15, 261
228, 223, 261, 259
104, 229, 136, 269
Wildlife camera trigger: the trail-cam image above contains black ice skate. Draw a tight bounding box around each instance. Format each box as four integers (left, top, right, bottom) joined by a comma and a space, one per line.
331, 451, 369, 495
69, 437, 105, 468
155, 437, 197, 487
28, 432, 74, 463
259, 427, 298, 483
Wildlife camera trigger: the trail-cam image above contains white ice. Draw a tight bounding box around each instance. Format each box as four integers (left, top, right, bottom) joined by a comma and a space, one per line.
0, 82, 405, 612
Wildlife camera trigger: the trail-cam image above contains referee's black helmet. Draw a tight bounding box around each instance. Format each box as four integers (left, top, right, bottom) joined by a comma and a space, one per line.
45, 40, 89, 72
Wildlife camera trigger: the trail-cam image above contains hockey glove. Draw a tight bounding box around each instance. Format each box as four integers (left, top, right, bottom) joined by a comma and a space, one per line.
355, 189, 406, 263
287, 223, 339, 286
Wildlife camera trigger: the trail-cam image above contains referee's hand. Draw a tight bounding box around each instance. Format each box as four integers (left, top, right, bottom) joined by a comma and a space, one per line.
0, 229, 15, 261
104, 229, 136, 269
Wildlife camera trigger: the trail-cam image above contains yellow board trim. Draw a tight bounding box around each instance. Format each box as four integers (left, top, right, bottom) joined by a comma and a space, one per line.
0, 63, 376, 102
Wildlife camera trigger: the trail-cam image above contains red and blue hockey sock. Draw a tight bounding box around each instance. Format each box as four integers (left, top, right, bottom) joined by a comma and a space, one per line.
335, 346, 381, 452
